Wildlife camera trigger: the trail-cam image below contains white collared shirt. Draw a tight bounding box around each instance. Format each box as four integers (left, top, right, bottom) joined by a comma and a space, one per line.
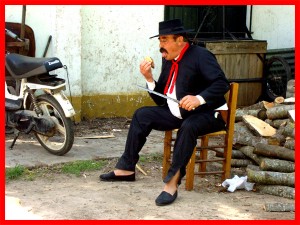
146, 80, 227, 119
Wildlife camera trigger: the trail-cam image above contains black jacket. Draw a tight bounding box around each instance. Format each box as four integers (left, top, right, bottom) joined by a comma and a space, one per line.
149, 44, 230, 118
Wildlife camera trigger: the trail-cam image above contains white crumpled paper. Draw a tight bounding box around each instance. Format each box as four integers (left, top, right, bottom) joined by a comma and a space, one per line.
222, 175, 254, 192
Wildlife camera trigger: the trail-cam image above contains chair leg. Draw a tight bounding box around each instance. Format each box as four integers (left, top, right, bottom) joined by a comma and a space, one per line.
185, 147, 196, 191
222, 144, 232, 180
199, 136, 209, 177
162, 130, 172, 179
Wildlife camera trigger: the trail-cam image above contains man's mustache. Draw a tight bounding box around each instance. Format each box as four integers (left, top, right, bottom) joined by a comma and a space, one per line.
160, 48, 167, 53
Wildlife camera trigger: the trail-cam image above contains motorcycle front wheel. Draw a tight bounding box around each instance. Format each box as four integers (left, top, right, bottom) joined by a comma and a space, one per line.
31, 94, 74, 155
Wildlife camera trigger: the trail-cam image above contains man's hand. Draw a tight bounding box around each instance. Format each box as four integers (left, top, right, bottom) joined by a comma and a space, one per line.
180, 95, 201, 111
140, 59, 154, 82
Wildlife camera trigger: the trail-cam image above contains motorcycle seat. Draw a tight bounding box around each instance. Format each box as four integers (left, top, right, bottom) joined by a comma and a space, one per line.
6, 53, 63, 79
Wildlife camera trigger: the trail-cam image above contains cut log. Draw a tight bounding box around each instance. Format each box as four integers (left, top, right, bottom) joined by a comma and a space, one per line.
276, 121, 295, 138
247, 168, 294, 187
254, 143, 295, 162
230, 159, 254, 167
263, 203, 295, 212
265, 118, 289, 129
240, 101, 272, 110
284, 138, 295, 150
241, 147, 294, 172
281, 121, 295, 138
270, 132, 286, 146
242, 115, 276, 137
215, 148, 247, 159
274, 96, 285, 104
263, 101, 275, 109
246, 164, 260, 171
259, 158, 295, 173
238, 146, 261, 165
254, 185, 295, 199
266, 104, 295, 120
288, 110, 295, 122
233, 122, 280, 147
257, 109, 267, 121
235, 109, 260, 122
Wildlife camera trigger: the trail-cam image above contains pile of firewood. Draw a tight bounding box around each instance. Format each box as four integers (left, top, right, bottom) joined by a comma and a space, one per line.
232, 91, 295, 200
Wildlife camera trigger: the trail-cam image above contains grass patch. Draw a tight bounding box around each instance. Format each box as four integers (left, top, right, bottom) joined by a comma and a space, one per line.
6, 156, 160, 181
6, 165, 26, 180
5, 159, 109, 181
61, 160, 108, 176
139, 153, 163, 163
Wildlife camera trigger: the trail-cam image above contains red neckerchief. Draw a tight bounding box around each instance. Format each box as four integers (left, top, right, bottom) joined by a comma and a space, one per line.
163, 43, 190, 95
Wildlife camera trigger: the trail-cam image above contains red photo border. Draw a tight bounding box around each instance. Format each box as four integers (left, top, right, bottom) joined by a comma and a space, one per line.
1, 1, 298, 224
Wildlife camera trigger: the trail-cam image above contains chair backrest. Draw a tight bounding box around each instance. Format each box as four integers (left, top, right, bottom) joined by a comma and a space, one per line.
224, 82, 239, 133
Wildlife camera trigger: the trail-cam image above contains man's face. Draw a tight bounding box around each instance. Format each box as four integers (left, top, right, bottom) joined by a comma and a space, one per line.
158, 35, 183, 60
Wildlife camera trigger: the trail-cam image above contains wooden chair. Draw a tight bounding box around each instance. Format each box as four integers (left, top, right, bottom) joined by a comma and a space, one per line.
162, 82, 239, 191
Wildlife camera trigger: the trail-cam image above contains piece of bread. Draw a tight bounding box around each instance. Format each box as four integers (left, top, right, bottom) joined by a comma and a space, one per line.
145, 56, 155, 68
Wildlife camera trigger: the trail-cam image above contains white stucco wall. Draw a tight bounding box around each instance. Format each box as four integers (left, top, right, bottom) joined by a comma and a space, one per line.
5, 5, 84, 97
248, 5, 295, 49
80, 5, 164, 94
5, 5, 164, 96
5, 5, 295, 98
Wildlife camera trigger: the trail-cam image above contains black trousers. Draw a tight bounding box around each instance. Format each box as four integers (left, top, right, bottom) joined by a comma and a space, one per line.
115, 105, 226, 185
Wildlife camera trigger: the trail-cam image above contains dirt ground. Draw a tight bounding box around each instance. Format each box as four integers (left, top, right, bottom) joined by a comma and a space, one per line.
5, 118, 295, 220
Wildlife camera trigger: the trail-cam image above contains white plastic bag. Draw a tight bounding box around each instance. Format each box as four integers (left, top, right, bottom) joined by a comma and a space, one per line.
222, 175, 254, 192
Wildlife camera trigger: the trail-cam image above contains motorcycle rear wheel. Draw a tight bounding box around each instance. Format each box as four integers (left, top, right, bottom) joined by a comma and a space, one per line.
31, 94, 74, 155
264, 56, 292, 100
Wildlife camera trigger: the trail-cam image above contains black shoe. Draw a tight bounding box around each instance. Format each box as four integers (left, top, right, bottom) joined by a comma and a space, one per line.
155, 190, 178, 206
99, 171, 135, 182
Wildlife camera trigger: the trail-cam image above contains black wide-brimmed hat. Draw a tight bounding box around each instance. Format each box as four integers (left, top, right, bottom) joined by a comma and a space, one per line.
150, 19, 194, 39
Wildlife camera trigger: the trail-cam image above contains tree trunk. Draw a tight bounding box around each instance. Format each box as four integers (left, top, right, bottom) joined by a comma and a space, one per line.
263, 203, 295, 212
266, 104, 295, 120
254, 143, 295, 162
259, 158, 295, 172
254, 185, 295, 199
247, 168, 294, 187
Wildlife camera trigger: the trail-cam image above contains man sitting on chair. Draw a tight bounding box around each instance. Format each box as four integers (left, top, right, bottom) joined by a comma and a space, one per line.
100, 19, 230, 206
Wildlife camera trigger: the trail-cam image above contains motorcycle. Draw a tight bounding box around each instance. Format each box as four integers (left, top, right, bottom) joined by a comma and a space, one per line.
5, 29, 76, 155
